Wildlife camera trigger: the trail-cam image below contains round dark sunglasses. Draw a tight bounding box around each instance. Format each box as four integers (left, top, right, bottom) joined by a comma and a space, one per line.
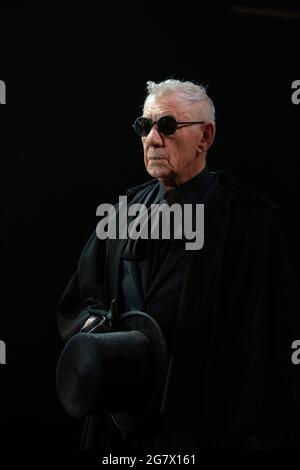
133, 115, 206, 137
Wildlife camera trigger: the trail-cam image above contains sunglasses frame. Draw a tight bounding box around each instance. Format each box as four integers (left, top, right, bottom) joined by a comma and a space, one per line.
133, 115, 206, 137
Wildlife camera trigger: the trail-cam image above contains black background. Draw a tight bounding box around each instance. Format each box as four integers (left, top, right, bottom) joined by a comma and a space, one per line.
0, 1, 299, 450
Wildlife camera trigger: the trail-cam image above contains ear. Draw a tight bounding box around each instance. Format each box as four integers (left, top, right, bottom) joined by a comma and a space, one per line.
197, 123, 216, 153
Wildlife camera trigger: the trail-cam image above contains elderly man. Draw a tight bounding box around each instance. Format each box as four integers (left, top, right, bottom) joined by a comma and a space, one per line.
57, 79, 300, 450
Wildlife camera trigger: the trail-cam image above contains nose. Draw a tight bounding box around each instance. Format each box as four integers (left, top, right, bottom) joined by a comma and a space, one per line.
145, 123, 164, 147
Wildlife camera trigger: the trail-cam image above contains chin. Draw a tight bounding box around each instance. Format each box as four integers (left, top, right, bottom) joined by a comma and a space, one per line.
148, 168, 170, 179
147, 163, 171, 178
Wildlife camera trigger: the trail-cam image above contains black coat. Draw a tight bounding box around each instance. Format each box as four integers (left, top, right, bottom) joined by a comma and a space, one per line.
57, 170, 300, 450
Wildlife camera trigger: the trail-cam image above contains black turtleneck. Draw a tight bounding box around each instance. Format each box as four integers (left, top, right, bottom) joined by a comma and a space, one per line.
161, 164, 214, 205
120, 165, 219, 344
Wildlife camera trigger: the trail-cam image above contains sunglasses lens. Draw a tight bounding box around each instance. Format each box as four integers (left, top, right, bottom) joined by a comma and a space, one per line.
158, 116, 177, 135
133, 117, 152, 137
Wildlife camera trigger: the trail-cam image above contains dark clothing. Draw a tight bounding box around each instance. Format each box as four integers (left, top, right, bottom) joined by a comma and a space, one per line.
120, 166, 218, 345
57, 169, 300, 450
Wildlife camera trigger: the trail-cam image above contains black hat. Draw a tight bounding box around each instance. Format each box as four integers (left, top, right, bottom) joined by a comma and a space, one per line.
56, 311, 168, 430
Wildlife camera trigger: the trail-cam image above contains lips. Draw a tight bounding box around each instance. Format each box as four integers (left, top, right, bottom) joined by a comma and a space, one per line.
149, 157, 166, 160
148, 158, 168, 166
148, 154, 168, 160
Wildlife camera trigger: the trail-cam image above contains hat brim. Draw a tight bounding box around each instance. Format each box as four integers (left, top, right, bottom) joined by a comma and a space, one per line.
56, 310, 169, 429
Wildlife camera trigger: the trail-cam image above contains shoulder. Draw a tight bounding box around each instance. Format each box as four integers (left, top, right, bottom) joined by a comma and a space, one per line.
217, 170, 279, 214
125, 178, 159, 202
213, 170, 282, 238
125, 178, 158, 196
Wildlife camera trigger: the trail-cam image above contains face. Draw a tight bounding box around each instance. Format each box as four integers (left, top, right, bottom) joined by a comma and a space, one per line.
141, 93, 215, 189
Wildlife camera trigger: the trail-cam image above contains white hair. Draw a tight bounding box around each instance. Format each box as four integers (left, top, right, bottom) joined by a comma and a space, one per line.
143, 79, 216, 123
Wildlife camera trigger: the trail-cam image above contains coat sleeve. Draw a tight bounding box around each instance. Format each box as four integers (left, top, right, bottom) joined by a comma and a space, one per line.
57, 231, 109, 343
220, 201, 300, 449
157, 198, 300, 450
262, 207, 300, 448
